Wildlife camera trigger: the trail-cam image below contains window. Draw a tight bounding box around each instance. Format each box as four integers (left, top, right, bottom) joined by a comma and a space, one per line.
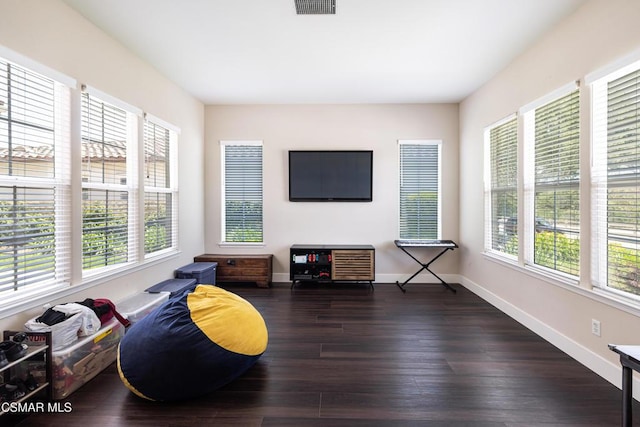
144, 117, 178, 256
591, 62, 640, 299
0, 57, 72, 303
81, 89, 137, 273
398, 140, 441, 240
0, 49, 179, 313
221, 141, 263, 243
523, 86, 580, 277
484, 117, 518, 257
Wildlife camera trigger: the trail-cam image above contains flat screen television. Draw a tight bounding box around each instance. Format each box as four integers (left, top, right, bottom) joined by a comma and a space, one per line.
289, 150, 373, 202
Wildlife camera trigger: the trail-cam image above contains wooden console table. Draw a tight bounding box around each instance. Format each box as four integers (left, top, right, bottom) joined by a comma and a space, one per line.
290, 244, 375, 288
194, 254, 273, 288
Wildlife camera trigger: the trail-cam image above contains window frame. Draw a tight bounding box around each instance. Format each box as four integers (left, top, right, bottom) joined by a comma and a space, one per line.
589, 59, 640, 302
398, 139, 442, 240
143, 114, 179, 258
483, 115, 518, 260
80, 87, 140, 276
0, 51, 74, 310
521, 82, 581, 280
220, 140, 264, 245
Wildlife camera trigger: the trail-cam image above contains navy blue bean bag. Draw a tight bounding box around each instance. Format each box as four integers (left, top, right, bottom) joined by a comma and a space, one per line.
117, 285, 268, 401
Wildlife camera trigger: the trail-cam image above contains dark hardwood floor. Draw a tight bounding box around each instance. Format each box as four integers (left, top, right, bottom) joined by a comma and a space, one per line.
12, 282, 639, 426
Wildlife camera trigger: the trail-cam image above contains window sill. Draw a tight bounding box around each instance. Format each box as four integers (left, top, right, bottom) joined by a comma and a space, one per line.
0, 249, 180, 322
483, 251, 640, 317
218, 242, 266, 248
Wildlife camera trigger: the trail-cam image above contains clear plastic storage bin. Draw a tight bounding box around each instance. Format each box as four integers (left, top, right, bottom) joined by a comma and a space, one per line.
117, 292, 170, 325
51, 318, 124, 400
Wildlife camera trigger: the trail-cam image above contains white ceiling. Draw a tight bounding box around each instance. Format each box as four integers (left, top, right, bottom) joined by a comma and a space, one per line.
62, 0, 585, 105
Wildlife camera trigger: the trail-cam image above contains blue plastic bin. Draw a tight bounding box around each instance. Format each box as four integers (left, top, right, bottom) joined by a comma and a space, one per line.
145, 278, 198, 297
174, 262, 217, 285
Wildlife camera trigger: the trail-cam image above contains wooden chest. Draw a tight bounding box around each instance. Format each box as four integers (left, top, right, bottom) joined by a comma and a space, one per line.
193, 254, 273, 288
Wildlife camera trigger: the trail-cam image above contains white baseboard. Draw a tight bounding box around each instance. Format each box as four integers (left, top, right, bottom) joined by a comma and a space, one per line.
272, 272, 290, 283
374, 273, 460, 285
274, 272, 460, 285
460, 275, 639, 400
271, 273, 460, 283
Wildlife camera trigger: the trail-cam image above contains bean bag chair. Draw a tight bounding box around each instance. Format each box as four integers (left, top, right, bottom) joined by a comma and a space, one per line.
117, 284, 268, 401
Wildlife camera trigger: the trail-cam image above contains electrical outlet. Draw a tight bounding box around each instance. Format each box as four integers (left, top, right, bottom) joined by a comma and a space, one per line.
591, 319, 601, 337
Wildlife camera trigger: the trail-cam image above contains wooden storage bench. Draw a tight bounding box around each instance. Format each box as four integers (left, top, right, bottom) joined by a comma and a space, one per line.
193, 254, 273, 288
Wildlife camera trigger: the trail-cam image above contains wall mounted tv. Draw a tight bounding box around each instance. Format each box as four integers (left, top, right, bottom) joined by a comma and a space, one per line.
289, 150, 373, 202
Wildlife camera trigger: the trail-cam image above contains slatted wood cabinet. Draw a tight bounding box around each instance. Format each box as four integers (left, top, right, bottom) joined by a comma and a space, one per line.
290, 244, 375, 286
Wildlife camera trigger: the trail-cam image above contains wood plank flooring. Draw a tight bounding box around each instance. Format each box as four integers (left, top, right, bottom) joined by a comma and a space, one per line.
13, 282, 640, 426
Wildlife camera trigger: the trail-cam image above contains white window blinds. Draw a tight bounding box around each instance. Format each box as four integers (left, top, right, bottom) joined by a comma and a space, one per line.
592, 65, 640, 298
81, 91, 137, 272
485, 117, 518, 257
0, 57, 71, 301
399, 140, 441, 240
221, 141, 263, 243
144, 119, 177, 255
523, 88, 580, 276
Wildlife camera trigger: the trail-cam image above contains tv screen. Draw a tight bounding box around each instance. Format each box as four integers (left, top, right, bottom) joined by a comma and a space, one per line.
289, 150, 373, 202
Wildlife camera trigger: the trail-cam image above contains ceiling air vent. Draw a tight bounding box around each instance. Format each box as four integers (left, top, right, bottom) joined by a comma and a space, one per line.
295, 0, 336, 15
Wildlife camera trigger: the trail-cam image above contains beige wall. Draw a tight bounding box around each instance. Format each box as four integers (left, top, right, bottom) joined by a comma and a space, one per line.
205, 104, 460, 281
0, 0, 205, 331
459, 0, 640, 393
